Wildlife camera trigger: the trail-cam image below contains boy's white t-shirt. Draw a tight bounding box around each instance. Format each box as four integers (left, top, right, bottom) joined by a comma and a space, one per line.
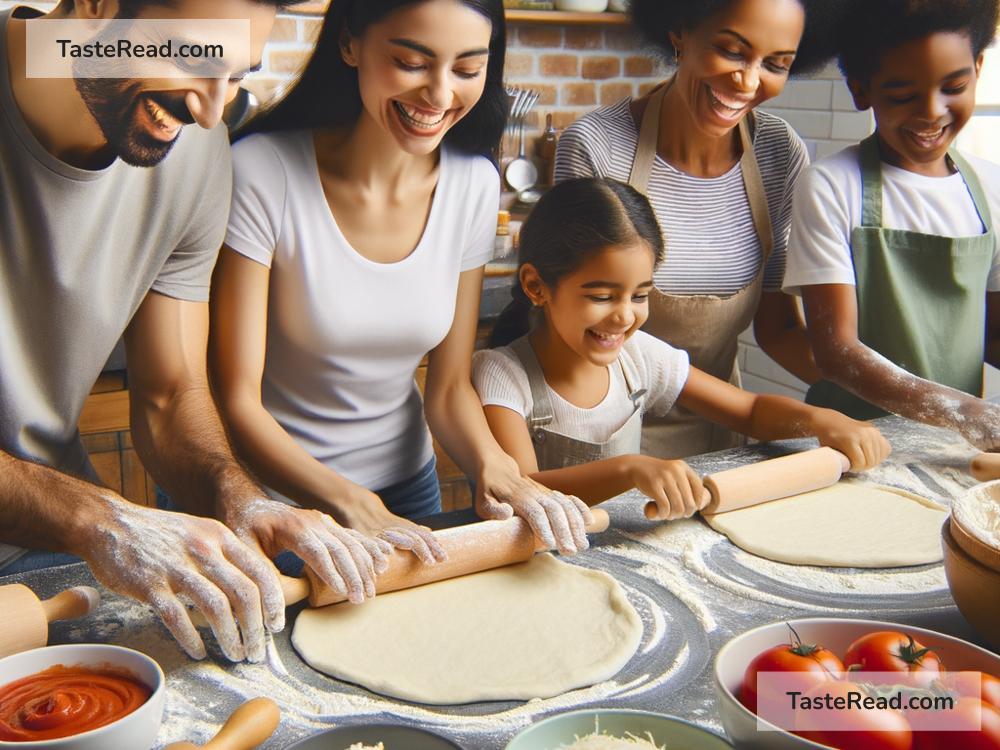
783, 144, 1000, 295
473, 331, 690, 443
225, 130, 499, 490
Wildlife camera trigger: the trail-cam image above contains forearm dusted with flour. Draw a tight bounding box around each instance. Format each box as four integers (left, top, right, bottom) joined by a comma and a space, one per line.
0, 449, 111, 555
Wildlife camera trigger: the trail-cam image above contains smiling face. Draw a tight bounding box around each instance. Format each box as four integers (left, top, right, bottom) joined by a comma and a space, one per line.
849, 32, 983, 177
72, 0, 275, 167
341, 0, 492, 155
527, 243, 657, 368
670, 0, 804, 138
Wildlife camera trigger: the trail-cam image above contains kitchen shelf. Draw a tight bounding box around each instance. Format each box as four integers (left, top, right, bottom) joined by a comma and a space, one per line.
287, 4, 629, 26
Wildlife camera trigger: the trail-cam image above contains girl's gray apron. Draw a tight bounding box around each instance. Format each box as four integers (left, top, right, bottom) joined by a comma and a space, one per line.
627, 83, 774, 458
509, 335, 647, 471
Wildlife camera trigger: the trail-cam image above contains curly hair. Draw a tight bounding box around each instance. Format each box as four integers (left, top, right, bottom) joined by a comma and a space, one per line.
837, 0, 1000, 81
629, 0, 845, 75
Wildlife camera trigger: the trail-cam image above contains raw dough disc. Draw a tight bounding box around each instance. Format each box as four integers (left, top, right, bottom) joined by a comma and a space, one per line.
291, 553, 643, 705
705, 482, 947, 568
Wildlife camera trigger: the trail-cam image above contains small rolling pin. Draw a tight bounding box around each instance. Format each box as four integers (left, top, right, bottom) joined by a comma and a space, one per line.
971, 452, 1000, 482
280, 509, 610, 608
0, 584, 100, 659
163, 697, 280, 750
643, 446, 851, 520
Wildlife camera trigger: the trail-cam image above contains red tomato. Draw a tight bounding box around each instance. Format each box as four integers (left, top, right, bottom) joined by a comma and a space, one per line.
845, 632, 943, 687
939, 672, 1000, 711
911, 697, 1000, 750
740, 631, 844, 714
794, 680, 913, 750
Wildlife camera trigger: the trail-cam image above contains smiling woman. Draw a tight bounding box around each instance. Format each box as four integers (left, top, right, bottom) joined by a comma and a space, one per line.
209, 0, 598, 581
555, 0, 844, 460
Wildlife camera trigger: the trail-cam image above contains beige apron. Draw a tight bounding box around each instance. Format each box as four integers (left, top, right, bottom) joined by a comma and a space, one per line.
509, 335, 647, 471
628, 84, 774, 459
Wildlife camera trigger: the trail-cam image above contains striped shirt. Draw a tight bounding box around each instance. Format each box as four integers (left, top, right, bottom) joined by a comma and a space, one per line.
554, 98, 808, 295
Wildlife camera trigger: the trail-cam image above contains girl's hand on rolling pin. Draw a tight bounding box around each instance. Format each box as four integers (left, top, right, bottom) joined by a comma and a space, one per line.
475, 456, 593, 556
334, 484, 447, 567
811, 410, 891, 471
80, 495, 286, 664
955, 400, 1000, 452
227, 497, 393, 605
627, 456, 709, 520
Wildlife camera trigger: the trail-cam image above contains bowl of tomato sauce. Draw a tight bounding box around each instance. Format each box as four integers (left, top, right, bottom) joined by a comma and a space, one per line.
0, 644, 164, 749
713, 618, 1000, 749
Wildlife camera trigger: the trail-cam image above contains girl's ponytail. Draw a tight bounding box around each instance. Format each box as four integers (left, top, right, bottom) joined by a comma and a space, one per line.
489, 282, 534, 348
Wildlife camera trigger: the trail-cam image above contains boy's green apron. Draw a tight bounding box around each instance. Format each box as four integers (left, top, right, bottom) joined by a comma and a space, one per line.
806, 134, 994, 419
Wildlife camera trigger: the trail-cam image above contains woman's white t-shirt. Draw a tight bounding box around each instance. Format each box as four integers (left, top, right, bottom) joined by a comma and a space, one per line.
472, 331, 690, 443
226, 130, 499, 489
783, 144, 1000, 294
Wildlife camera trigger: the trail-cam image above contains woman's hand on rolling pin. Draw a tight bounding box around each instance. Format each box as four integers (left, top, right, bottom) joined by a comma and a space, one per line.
226, 497, 393, 605
811, 410, 892, 471
627, 456, 709, 520
954, 399, 1000, 452
333, 484, 447, 567
475, 457, 593, 555
79, 495, 285, 664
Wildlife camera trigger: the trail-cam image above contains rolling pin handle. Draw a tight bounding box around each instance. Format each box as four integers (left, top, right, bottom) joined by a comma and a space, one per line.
279, 574, 311, 607
40, 586, 100, 623
201, 697, 280, 750
971, 452, 1000, 482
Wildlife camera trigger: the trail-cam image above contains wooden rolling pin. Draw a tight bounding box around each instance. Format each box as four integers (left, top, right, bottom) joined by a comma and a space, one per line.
163, 697, 280, 750
643, 447, 851, 520
280, 508, 610, 608
971, 452, 1000, 482
0, 584, 100, 659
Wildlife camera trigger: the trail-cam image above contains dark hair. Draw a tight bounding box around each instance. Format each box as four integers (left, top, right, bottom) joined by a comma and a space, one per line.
237, 0, 507, 157
489, 178, 665, 348
837, 0, 999, 82
630, 0, 844, 75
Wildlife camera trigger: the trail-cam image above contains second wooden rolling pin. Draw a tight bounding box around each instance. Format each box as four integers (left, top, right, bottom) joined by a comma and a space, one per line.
643, 446, 851, 520
280, 508, 610, 608
971, 452, 1000, 482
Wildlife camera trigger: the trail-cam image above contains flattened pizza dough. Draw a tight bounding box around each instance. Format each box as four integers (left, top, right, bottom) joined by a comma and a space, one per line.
291, 553, 643, 704
705, 482, 947, 568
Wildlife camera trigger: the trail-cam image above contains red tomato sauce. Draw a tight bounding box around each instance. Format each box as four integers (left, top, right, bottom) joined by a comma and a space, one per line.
0, 664, 151, 741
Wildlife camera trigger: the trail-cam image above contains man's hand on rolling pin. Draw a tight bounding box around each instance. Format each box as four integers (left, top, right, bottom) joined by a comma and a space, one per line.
626, 456, 710, 520
78, 495, 285, 664
811, 410, 892, 470
474, 457, 593, 555
225, 497, 394, 604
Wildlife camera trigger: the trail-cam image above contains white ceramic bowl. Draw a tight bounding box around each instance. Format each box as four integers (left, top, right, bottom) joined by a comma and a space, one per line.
0, 644, 165, 750
505, 708, 733, 749
714, 617, 1000, 749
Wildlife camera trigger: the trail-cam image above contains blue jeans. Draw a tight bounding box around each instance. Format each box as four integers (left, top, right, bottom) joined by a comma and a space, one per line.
0, 549, 81, 575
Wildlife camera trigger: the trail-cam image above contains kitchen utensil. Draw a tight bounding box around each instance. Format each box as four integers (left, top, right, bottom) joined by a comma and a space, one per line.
643, 446, 850, 520
163, 698, 280, 750
944, 486, 1000, 649
0, 644, 165, 750
285, 725, 462, 749
505, 89, 539, 192
949, 481, 1000, 572
0, 584, 100, 659
971, 451, 1000, 481
714, 617, 1000, 749
279, 508, 611, 608
505, 708, 733, 749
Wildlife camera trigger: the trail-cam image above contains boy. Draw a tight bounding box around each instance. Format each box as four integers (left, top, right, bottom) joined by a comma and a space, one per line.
783, 0, 1000, 451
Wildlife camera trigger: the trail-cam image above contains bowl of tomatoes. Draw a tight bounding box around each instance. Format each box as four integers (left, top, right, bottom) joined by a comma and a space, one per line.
713, 618, 1000, 749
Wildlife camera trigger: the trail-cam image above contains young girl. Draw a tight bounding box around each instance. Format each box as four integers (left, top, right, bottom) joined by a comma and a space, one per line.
474, 178, 891, 518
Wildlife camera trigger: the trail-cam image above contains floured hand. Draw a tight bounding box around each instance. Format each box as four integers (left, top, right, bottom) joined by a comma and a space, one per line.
81, 496, 285, 663
333, 486, 446, 566
225, 497, 393, 604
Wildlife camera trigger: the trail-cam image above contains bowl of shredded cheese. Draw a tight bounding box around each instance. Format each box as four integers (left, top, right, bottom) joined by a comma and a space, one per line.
504, 709, 733, 749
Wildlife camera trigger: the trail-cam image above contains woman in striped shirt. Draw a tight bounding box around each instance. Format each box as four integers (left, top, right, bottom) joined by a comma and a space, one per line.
555, 0, 840, 458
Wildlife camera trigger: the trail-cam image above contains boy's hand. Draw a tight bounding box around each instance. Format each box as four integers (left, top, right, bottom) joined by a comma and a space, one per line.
956, 400, 1000, 452
628, 456, 710, 520
812, 411, 891, 471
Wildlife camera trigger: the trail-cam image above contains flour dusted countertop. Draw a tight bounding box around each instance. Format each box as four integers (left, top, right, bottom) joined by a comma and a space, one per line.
2, 412, 991, 749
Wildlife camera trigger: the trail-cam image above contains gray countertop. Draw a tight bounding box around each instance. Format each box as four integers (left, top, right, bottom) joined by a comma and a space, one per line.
2, 413, 992, 749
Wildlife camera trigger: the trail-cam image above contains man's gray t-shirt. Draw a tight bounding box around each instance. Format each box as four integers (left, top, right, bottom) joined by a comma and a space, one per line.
0, 8, 232, 565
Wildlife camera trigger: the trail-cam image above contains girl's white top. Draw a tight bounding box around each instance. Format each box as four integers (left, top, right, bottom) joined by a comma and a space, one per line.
226, 130, 499, 489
